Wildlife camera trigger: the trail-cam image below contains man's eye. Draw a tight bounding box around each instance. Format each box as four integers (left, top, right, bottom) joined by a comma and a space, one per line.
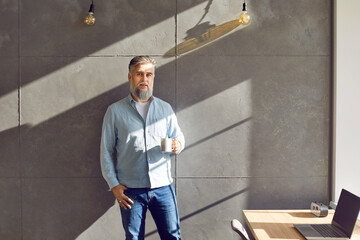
147, 74, 153, 77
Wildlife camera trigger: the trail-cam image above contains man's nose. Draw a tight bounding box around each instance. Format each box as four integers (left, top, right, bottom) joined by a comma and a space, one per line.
142, 75, 149, 82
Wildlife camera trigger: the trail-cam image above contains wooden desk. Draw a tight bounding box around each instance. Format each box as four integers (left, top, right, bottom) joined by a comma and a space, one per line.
243, 209, 360, 240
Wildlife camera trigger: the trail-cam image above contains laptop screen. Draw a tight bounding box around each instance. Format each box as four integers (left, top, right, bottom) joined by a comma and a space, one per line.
332, 189, 360, 237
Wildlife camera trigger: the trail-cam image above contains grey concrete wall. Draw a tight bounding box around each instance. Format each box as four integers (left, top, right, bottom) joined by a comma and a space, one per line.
0, 0, 331, 239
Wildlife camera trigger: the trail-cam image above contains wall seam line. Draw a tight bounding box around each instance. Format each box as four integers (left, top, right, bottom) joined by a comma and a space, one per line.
17, 0, 23, 239
174, 0, 179, 195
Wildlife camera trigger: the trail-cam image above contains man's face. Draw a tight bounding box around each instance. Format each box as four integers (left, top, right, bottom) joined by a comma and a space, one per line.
128, 63, 155, 102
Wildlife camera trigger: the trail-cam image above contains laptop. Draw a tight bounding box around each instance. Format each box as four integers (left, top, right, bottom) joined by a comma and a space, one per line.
294, 189, 360, 240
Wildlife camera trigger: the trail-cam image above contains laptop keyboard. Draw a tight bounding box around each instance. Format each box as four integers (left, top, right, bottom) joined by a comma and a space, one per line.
311, 224, 347, 238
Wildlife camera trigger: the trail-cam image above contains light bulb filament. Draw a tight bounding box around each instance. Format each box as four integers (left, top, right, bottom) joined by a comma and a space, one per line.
84, 3, 96, 26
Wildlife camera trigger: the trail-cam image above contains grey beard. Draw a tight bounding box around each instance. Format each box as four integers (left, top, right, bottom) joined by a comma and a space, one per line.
131, 84, 153, 101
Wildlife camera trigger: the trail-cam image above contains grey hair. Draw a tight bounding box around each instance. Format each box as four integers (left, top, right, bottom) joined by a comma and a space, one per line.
128, 56, 157, 73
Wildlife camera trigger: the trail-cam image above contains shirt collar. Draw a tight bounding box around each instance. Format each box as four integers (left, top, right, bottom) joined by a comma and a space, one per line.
128, 94, 154, 106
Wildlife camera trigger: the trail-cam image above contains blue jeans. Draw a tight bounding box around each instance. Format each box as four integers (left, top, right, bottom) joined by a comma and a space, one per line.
120, 184, 181, 240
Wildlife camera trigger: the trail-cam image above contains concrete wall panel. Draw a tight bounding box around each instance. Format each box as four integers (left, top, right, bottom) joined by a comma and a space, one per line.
0, 58, 20, 177
248, 176, 328, 209
0, 179, 21, 240
0, 0, 18, 56
20, 0, 177, 56
249, 56, 330, 178
178, 178, 249, 240
20, 57, 128, 177
22, 178, 113, 240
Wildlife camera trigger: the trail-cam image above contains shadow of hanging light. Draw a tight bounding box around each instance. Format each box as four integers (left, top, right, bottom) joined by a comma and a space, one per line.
163, 0, 252, 57
84, 0, 96, 26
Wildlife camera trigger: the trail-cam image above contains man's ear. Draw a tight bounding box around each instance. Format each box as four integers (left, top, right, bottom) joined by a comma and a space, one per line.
128, 73, 131, 82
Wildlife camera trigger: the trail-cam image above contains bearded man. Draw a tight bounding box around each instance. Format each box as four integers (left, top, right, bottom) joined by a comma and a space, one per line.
100, 56, 185, 240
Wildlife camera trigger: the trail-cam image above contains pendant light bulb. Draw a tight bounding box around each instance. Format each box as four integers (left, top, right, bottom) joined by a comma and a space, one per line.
238, 1, 251, 25
84, 3, 96, 26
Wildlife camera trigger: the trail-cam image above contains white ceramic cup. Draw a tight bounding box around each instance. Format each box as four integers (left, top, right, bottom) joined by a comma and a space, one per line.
161, 138, 173, 152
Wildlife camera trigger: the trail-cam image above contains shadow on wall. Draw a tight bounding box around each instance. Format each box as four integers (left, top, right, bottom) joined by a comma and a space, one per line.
145, 187, 249, 238
76, 187, 250, 239
0, 42, 253, 239
164, 19, 243, 57
7, 51, 253, 178
0, 0, 208, 97
0, 35, 331, 239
